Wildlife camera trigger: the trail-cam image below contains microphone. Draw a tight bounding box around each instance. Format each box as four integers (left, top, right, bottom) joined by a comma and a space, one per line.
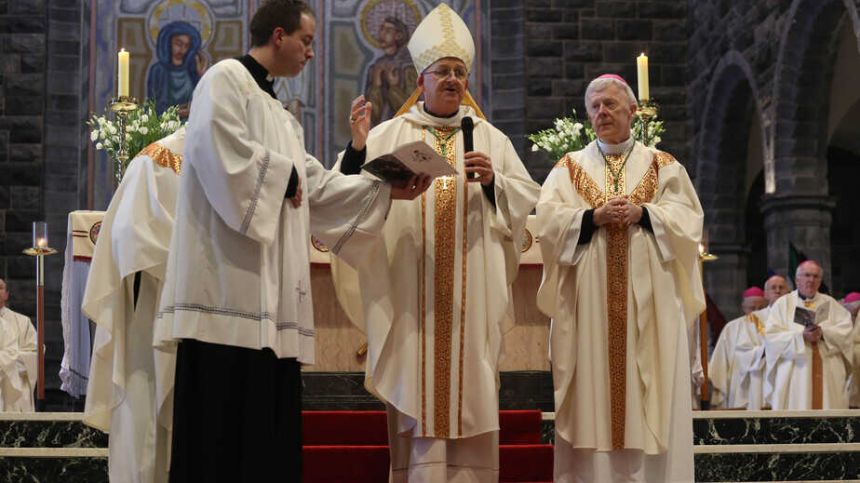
461, 116, 477, 179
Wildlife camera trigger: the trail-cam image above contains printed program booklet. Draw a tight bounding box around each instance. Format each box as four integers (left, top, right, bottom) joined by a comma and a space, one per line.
362, 141, 457, 186
793, 303, 829, 328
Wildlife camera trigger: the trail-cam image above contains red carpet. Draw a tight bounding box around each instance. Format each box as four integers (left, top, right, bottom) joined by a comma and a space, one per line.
302, 410, 552, 483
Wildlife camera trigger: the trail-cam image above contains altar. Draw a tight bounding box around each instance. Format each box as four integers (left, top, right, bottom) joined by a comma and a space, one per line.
60, 210, 551, 388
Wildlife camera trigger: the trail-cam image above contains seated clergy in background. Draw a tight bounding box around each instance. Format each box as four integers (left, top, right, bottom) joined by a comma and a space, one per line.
537, 74, 705, 483
0, 278, 37, 412
333, 4, 540, 481
764, 261, 853, 410
842, 292, 860, 407
710, 278, 789, 410
81, 127, 185, 483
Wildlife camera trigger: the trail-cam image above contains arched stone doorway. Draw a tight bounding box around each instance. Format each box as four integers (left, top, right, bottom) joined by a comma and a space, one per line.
765, 0, 860, 289
696, 52, 766, 319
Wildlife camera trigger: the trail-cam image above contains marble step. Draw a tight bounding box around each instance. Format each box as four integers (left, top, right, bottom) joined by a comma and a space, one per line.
0, 448, 108, 483
693, 410, 860, 445
0, 413, 107, 449
694, 443, 860, 482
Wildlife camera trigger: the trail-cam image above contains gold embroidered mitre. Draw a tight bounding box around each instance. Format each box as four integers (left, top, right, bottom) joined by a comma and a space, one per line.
407, 3, 475, 74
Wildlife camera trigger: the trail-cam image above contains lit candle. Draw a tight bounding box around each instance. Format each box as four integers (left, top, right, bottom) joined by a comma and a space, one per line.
637, 53, 649, 101
32, 221, 48, 249
118, 49, 130, 98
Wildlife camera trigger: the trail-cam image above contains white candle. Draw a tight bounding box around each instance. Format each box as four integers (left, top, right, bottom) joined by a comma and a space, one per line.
637, 53, 649, 101
32, 221, 48, 249
118, 49, 130, 98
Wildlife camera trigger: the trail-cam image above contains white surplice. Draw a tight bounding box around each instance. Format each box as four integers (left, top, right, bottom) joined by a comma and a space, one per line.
0, 307, 37, 412
709, 307, 769, 410
537, 139, 704, 483
82, 128, 184, 483
764, 291, 853, 410
156, 59, 391, 362
332, 102, 539, 476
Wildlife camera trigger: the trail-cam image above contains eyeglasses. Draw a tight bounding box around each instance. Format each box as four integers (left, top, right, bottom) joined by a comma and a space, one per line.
425, 67, 469, 80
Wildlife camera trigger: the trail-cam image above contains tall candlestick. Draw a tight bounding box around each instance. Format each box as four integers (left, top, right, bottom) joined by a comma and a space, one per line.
118, 49, 130, 97
637, 53, 649, 101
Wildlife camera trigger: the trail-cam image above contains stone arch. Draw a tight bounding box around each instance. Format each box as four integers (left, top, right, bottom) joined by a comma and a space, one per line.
764, 0, 860, 283
771, 0, 859, 194
695, 51, 766, 319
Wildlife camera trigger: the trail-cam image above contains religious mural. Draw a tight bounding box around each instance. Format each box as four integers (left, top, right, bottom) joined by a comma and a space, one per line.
146, 19, 209, 116
322, 0, 479, 165
361, 3, 420, 126
91, 0, 481, 204
92, 0, 248, 207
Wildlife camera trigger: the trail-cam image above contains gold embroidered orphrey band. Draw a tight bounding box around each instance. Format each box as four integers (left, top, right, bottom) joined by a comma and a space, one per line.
803, 300, 824, 410
419, 126, 466, 438
557, 149, 673, 449
139, 142, 182, 174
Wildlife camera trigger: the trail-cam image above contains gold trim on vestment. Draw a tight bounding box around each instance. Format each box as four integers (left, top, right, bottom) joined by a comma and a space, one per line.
604, 152, 628, 450
431, 126, 459, 438
394, 87, 487, 120
140, 142, 182, 174
457, 172, 469, 437
653, 150, 676, 168
563, 148, 665, 450
812, 344, 823, 410
420, 190, 428, 436
748, 313, 765, 336
558, 154, 604, 208
802, 299, 824, 410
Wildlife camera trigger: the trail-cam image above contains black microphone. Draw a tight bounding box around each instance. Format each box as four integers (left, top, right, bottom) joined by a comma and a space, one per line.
461, 116, 477, 179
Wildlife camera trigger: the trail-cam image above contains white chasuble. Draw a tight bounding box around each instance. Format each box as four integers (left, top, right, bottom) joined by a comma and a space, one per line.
332, 103, 540, 440
764, 291, 853, 410
709, 307, 769, 410
156, 59, 391, 362
537, 140, 704, 483
0, 307, 37, 412
82, 128, 184, 483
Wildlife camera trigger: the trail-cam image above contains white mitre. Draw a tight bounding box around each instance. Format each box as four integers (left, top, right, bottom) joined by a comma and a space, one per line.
408, 3, 475, 73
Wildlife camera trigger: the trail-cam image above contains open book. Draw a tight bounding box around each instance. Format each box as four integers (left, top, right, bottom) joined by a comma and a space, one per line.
362, 141, 457, 186
793, 303, 829, 328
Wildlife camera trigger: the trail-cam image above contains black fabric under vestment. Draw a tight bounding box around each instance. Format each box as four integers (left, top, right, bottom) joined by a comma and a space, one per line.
169, 339, 302, 483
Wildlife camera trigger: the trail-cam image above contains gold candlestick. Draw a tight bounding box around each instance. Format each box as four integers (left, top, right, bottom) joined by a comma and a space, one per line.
635, 98, 659, 147
110, 96, 139, 185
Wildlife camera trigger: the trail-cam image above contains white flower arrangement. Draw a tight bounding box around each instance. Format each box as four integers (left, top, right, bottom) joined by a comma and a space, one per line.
88, 101, 183, 180
528, 109, 666, 160
528, 109, 595, 161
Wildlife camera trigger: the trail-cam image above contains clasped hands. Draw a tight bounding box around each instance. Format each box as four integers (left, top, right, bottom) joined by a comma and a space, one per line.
594, 196, 643, 228
803, 324, 822, 344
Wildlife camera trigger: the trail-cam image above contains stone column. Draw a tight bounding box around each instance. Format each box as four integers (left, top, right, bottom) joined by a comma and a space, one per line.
761, 194, 835, 287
